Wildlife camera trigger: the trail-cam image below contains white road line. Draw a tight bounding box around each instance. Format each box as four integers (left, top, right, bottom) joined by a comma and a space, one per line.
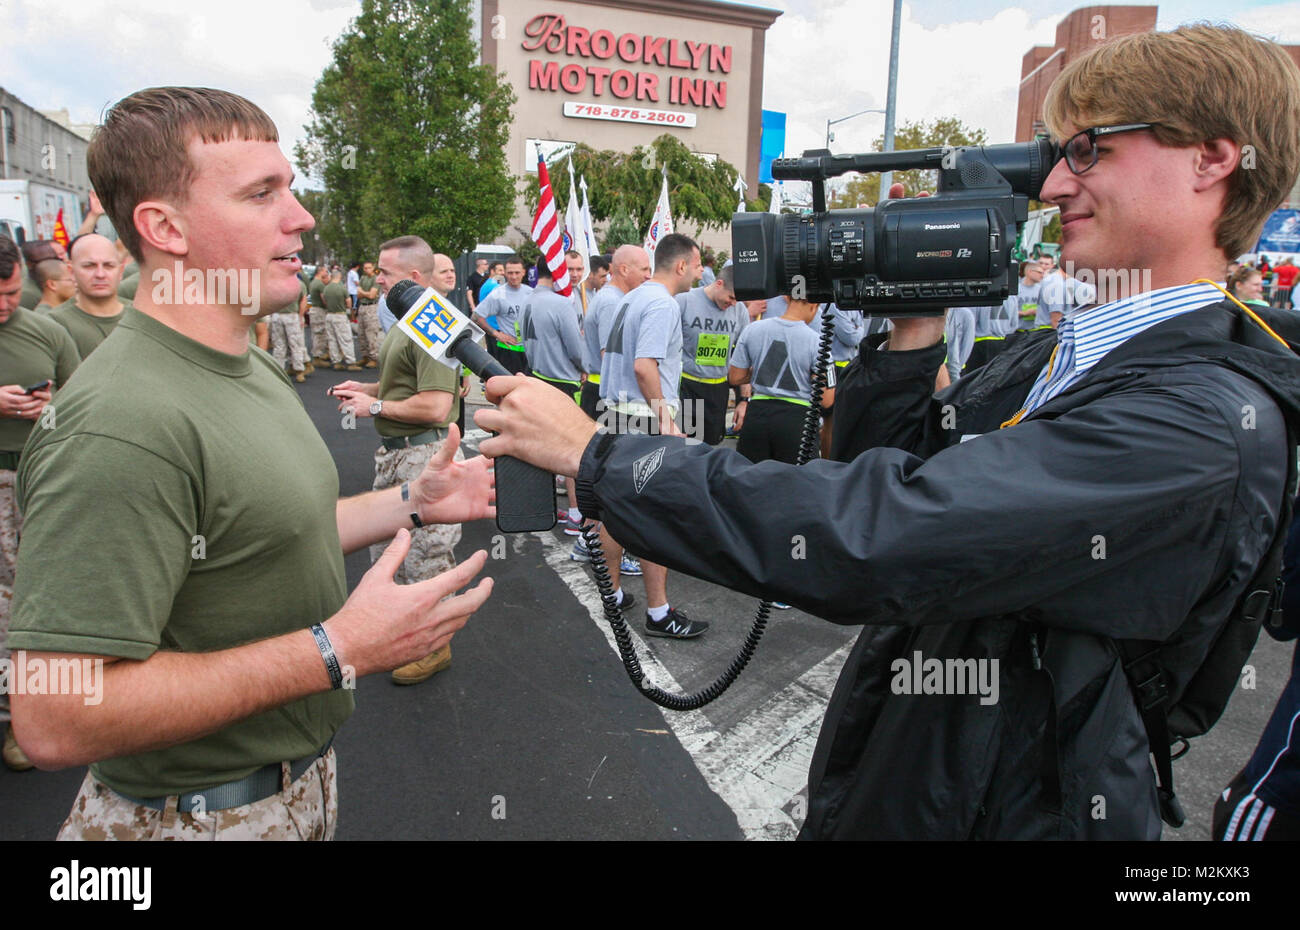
534, 529, 847, 841
461, 428, 848, 840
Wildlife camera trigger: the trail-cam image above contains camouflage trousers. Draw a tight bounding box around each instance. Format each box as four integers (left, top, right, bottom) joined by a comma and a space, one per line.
308, 307, 329, 359
324, 314, 357, 365
356, 303, 382, 363
369, 440, 462, 585
269, 312, 307, 371
56, 749, 339, 840
0, 470, 19, 725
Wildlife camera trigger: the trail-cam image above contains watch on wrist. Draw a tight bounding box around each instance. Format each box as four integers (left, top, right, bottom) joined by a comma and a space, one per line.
369, 399, 384, 416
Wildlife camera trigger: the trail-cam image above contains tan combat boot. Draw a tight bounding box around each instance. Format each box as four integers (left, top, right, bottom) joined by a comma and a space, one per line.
3, 726, 34, 772
364, 359, 378, 369
391, 645, 452, 685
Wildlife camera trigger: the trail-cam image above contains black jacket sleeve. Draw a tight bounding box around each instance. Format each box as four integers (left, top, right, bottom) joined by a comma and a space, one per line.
829, 338, 949, 462
577, 371, 1284, 638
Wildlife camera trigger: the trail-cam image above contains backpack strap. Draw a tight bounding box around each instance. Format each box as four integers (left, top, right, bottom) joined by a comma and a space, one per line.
1119, 419, 1297, 827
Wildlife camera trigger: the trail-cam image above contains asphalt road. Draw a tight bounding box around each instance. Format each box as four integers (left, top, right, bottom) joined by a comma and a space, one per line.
0, 350, 1292, 841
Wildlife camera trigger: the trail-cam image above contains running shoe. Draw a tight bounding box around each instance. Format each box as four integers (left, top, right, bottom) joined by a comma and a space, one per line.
620, 554, 643, 576
645, 607, 709, 639
570, 536, 591, 562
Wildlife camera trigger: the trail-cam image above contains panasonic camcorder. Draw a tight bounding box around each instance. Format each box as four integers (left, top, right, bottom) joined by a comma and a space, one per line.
731, 138, 1060, 316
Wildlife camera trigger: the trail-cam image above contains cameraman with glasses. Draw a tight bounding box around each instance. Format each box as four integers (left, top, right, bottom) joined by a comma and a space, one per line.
477, 25, 1300, 840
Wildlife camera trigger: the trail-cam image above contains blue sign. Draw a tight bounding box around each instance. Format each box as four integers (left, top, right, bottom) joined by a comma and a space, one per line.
1256, 209, 1300, 255
760, 110, 786, 185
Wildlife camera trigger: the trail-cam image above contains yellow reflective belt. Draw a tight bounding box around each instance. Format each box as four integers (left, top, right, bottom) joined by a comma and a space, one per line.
752, 393, 812, 408
681, 373, 727, 384
587, 373, 600, 385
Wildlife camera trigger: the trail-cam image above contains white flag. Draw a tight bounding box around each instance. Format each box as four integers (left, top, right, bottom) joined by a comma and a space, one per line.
734, 174, 747, 213
768, 181, 783, 215
644, 167, 674, 270
579, 175, 599, 257
564, 159, 588, 285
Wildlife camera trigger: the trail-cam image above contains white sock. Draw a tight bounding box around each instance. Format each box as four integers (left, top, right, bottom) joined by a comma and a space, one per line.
647, 603, 670, 622
567, 507, 580, 523
612, 588, 624, 605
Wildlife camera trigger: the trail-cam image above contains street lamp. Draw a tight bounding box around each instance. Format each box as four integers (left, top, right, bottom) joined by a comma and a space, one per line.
825, 108, 887, 149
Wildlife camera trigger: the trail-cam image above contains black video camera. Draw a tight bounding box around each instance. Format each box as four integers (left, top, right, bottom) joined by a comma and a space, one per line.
731, 139, 1060, 316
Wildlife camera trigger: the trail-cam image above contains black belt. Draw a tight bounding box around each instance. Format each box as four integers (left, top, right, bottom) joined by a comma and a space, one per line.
380, 427, 448, 450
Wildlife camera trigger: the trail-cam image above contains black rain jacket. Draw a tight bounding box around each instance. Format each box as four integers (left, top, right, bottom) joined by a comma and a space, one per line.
573, 299, 1300, 839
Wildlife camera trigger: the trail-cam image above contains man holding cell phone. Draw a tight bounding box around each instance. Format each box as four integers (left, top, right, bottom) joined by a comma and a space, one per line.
0, 236, 80, 771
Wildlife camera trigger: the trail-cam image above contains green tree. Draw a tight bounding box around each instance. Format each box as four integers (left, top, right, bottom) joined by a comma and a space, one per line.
525, 135, 754, 239
297, 0, 517, 258
830, 117, 988, 208
600, 208, 641, 252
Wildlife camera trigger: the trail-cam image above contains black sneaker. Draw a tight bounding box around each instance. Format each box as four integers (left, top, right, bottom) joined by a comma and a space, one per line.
612, 590, 636, 614
645, 607, 708, 639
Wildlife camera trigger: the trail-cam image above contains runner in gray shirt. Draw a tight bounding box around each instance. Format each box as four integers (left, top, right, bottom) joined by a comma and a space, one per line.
677, 265, 746, 445
600, 280, 683, 415
581, 245, 651, 422
522, 270, 585, 391
476, 257, 533, 373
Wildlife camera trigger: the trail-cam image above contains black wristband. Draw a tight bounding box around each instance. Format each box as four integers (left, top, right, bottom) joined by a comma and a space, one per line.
401, 482, 424, 528
310, 623, 344, 690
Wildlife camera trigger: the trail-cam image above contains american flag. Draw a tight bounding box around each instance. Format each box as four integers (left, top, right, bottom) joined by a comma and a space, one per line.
530, 155, 572, 296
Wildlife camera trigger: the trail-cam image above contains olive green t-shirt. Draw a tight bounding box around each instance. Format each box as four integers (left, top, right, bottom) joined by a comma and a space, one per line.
323, 281, 348, 313
277, 280, 307, 315
358, 275, 377, 304
10, 306, 353, 797
20, 275, 42, 310
47, 298, 128, 360
375, 325, 460, 438
118, 269, 139, 301
308, 278, 326, 308
0, 308, 80, 452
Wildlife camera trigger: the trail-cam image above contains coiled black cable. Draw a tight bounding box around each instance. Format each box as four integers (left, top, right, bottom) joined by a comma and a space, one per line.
581, 303, 836, 711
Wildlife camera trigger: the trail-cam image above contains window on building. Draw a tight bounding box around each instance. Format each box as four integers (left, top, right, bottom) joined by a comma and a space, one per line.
2, 108, 14, 145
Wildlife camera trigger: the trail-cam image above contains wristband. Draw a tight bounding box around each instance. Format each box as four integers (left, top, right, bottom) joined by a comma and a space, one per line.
401, 482, 424, 528
309, 623, 344, 690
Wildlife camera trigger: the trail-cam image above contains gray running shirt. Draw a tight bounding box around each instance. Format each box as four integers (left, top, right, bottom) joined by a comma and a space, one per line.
478, 283, 534, 342
732, 317, 819, 403
676, 286, 749, 381
944, 307, 976, 381
584, 283, 623, 376
824, 303, 864, 363
522, 287, 585, 382
599, 280, 682, 407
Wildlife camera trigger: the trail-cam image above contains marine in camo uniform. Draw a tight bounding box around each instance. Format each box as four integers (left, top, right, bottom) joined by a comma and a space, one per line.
355, 260, 382, 368
308, 264, 330, 362
270, 278, 310, 381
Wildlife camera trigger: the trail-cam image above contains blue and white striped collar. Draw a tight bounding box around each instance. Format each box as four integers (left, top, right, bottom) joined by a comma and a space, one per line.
1064, 281, 1227, 376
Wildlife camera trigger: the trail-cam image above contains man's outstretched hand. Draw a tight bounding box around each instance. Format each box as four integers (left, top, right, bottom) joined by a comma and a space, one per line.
476, 375, 600, 477
409, 423, 497, 524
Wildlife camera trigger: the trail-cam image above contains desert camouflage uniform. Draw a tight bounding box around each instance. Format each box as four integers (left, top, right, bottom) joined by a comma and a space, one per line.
56, 749, 338, 840
325, 314, 357, 365
309, 306, 329, 359
269, 312, 307, 371
356, 303, 382, 364
369, 440, 463, 585
0, 471, 18, 725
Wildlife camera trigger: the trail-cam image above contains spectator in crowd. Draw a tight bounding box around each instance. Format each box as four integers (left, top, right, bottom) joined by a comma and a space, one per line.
269, 276, 311, 382
466, 257, 489, 313
332, 237, 467, 685
18, 241, 68, 310
31, 259, 76, 315
0, 236, 79, 771
48, 234, 128, 359
1273, 257, 1297, 308
1229, 265, 1269, 306
355, 260, 381, 368
322, 269, 361, 370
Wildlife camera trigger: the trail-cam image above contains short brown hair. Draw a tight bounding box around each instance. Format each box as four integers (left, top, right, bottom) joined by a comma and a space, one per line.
1043, 24, 1300, 260
87, 87, 278, 261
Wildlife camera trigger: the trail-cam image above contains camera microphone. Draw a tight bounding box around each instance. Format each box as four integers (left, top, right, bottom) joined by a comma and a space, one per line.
386, 279, 557, 533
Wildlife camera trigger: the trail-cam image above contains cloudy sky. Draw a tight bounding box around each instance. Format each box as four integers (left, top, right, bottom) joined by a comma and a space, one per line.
1, 0, 1294, 187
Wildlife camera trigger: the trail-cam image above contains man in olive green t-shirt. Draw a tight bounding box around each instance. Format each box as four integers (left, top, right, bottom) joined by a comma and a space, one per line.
332, 240, 464, 685
6, 87, 494, 840
48, 233, 128, 359
355, 260, 381, 368
31, 259, 76, 314
0, 239, 80, 771
323, 269, 360, 370
307, 264, 330, 365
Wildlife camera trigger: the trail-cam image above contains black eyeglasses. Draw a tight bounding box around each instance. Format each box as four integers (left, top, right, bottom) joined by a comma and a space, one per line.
1059, 123, 1156, 174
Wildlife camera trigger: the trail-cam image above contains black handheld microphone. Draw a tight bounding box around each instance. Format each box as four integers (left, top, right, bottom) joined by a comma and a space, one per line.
386, 279, 557, 533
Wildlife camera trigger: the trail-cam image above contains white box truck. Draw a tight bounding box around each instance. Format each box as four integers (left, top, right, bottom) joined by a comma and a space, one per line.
0, 179, 82, 244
